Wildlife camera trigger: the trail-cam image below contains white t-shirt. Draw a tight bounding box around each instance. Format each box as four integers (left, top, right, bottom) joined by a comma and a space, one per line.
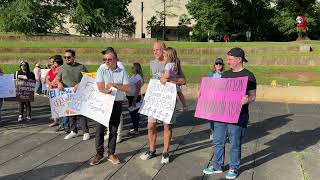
127, 74, 143, 96
165, 63, 177, 78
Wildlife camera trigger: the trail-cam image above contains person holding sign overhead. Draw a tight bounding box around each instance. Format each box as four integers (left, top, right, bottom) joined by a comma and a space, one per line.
140, 41, 186, 164
203, 48, 256, 179
90, 50, 130, 166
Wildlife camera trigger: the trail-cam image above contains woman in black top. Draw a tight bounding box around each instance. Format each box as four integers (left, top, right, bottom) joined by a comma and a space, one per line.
16, 61, 35, 122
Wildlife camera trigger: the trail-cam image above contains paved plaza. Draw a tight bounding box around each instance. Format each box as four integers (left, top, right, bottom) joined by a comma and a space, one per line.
0, 97, 319, 180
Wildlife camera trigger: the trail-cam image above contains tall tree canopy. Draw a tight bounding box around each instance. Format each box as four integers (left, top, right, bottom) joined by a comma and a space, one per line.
0, 0, 67, 34
0, 0, 135, 36
187, 0, 320, 41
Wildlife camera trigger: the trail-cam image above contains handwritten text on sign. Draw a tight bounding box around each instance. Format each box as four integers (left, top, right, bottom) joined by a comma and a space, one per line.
0, 74, 16, 98
139, 79, 177, 124
49, 88, 78, 118
71, 75, 115, 127
195, 77, 248, 123
15, 80, 36, 102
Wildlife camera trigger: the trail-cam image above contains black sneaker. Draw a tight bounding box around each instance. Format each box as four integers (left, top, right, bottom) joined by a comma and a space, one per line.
56, 126, 65, 132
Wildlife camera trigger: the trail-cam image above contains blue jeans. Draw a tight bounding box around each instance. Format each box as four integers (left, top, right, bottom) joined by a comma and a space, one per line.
59, 116, 70, 129
35, 80, 42, 94
212, 113, 248, 170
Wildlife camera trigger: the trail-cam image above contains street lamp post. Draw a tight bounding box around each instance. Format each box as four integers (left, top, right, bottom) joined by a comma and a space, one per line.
162, 0, 166, 40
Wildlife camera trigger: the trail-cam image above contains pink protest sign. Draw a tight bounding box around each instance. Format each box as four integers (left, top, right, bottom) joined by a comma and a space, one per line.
195, 77, 248, 123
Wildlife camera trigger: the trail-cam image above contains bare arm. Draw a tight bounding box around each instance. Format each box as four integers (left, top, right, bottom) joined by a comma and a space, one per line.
242, 90, 256, 105
134, 80, 142, 100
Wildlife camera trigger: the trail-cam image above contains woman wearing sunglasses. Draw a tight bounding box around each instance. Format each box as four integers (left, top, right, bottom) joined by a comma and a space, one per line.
16, 61, 36, 122
207, 58, 225, 140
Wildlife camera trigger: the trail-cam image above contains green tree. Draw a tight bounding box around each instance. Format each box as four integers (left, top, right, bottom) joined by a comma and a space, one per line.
271, 0, 319, 40
176, 14, 191, 41
69, 0, 135, 37
0, 0, 67, 34
186, 0, 274, 41
146, 16, 163, 39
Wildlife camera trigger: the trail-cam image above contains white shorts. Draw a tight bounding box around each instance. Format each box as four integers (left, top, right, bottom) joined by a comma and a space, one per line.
147, 112, 176, 125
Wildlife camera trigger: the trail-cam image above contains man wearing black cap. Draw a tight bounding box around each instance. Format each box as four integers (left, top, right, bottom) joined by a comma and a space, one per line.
203, 47, 256, 179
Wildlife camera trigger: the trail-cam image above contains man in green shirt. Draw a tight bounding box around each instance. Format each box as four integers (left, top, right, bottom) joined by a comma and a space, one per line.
56, 49, 90, 141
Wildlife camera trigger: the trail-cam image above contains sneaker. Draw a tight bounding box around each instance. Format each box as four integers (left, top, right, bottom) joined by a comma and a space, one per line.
26, 116, 31, 121
202, 166, 223, 175
35, 93, 40, 96
55, 126, 65, 132
64, 131, 78, 139
140, 150, 156, 160
161, 152, 170, 164
128, 129, 139, 135
209, 133, 213, 140
116, 135, 122, 143
64, 129, 71, 134
107, 154, 121, 165
18, 115, 23, 122
89, 154, 104, 166
226, 169, 238, 179
83, 133, 90, 141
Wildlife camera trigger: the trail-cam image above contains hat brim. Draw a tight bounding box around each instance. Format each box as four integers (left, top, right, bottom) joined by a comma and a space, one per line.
242, 58, 248, 63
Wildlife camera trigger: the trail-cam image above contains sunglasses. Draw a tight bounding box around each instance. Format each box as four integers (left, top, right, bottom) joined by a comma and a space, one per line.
64, 56, 72, 59
103, 58, 113, 62
215, 63, 223, 65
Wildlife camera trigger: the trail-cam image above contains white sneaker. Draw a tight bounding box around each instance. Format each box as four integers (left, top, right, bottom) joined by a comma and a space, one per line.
116, 135, 122, 143
64, 131, 78, 139
18, 115, 23, 122
83, 133, 90, 141
26, 116, 31, 121
161, 153, 170, 164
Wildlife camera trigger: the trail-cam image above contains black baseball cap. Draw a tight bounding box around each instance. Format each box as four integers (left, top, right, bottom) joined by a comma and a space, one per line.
227, 47, 248, 62
214, 58, 224, 64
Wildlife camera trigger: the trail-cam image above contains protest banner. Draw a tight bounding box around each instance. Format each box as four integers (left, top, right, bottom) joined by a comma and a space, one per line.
139, 79, 177, 124
0, 74, 16, 98
70, 75, 115, 127
9, 80, 36, 102
49, 88, 78, 118
195, 77, 248, 123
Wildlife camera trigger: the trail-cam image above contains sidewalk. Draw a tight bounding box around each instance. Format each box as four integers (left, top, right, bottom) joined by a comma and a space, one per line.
0, 97, 319, 180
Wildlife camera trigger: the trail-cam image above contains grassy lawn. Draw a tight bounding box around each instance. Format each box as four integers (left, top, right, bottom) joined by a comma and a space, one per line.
0, 41, 302, 49
0, 50, 318, 61
1, 63, 320, 86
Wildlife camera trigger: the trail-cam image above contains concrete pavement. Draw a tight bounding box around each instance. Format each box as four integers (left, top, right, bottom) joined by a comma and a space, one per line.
0, 97, 319, 180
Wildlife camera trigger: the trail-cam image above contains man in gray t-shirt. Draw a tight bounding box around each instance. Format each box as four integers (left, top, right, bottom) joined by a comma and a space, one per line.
140, 41, 186, 164
56, 49, 90, 141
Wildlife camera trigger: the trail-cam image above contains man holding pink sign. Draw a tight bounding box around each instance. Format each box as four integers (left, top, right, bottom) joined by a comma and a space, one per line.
199, 48, 256, 179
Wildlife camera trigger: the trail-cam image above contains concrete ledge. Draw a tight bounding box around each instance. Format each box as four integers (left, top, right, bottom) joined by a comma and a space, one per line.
142, 84, 320, 104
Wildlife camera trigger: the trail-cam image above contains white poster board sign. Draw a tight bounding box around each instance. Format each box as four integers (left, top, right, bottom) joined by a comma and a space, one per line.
139, 79, 177, 123
71, 75, 115, 127
0, 74, 16, 98
49, 88, 78, 118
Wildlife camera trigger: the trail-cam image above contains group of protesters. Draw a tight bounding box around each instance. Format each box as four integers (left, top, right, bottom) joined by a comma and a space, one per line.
0, 40, 256, 180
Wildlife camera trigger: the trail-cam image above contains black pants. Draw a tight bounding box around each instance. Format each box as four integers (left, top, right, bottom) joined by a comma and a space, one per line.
126, 95, 141, 131
69, 115, 89, 134
95, 101, 122, 156
18, 102, 31, 117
